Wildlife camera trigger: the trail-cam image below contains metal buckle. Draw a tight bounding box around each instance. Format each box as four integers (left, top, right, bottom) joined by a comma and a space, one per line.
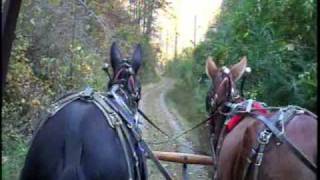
80, 87, 94, 100
127, 123, 133, 129
255, 152, 264, 166
110, 112, 121, 126
257, 129, 272, 145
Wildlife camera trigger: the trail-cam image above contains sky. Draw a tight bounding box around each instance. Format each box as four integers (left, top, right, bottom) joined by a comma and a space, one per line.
154, 0, 223, 62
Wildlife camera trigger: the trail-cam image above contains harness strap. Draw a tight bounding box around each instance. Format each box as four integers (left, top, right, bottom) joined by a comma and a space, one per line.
38, 90, 140, 179
250, 113, 317, 173
92, 93, 136, 180
32, 88, 173, 180
48, 92, 84, 116
252, 129, 272, 180
113, 118, 134, 180
100, 92, 136, 126
91, 93, 115, 128
216, 123, 228, 157
121, 121, 142, 180
30, 92, 82, 146
252, 143, 265, 180
213, 124, 227, 180
210, 133, 218, 179
101, 92, 173, 180
120, 115, 173, 180
120, 120, 173, 179
241, 144, 259, 180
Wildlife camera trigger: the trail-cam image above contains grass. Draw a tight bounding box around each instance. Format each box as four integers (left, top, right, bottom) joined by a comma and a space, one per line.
165, 81, 213, 177
165, 82, 211, 155
2, 133, 28, 180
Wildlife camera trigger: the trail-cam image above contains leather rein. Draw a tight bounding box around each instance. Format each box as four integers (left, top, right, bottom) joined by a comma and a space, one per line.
111, 64, 170, 137
208, 70, 317, 180
108, 64, 173, 179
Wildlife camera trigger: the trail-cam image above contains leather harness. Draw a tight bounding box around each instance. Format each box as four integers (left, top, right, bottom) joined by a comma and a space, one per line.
31, 86, 173, 180
208, 69, 317, 180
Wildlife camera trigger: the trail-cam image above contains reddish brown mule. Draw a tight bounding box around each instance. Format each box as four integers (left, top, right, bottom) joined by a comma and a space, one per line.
205, 57, 317, 180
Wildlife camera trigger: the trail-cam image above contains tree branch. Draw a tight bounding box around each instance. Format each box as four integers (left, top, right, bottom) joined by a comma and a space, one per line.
77, 0, 112, 41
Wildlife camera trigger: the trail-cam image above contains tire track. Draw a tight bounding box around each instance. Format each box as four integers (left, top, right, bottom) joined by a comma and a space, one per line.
139, 77, 209, 180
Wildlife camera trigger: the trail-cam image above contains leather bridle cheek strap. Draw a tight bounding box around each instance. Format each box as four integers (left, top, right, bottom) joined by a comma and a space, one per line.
128, 76, 137, 95
210, 73, 235, 112
114, 68, 124, 80
113, 67, 140, 99
225, 74, 239, 102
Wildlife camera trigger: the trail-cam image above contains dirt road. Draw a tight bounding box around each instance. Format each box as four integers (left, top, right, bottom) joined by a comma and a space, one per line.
140, 77, 210, 180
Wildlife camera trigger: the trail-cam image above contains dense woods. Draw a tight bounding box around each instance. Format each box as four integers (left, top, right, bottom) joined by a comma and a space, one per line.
2, 0, 316, 179
2, 0, 168, 178
166, 0, 316, 119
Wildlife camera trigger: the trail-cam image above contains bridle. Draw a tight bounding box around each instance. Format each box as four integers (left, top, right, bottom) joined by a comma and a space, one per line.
107, 60, 174, 179
207, 67, 318, 179
110, 60, 141, 105
207, 66, 241, 116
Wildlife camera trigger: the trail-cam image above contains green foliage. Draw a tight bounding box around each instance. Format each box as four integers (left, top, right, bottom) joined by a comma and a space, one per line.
2, 133, 28, 180
113, 25, 159, 83
167, 0, 317, 115
166, 48, 209, 116
2, 0, 165, 179
48, 0, 61, 6
3, 34, 50, 131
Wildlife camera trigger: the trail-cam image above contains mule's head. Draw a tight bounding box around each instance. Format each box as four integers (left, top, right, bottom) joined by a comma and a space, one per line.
205, 56, 247, 114
108, 42, 142, 107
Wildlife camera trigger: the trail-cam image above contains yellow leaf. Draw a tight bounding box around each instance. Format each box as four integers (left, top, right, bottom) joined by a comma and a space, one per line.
31, 99, 41, 108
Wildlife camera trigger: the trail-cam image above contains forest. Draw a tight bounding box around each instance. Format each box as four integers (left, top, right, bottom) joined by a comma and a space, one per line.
2, 0, 167, 178
166, 0, 316, 123
2, 0, 316, 179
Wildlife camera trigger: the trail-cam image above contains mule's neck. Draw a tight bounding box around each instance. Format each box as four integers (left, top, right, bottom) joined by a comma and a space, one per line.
209, 97, 244, 147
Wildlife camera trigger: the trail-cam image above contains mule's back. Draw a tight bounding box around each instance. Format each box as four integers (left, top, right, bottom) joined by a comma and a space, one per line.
258, 113, 317, 180
217, 112, 317, 180
20, 97, 144, 180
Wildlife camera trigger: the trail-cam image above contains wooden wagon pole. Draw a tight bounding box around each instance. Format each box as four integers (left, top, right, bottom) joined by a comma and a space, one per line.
151, 151, 213, 166
1, 0, 22, 96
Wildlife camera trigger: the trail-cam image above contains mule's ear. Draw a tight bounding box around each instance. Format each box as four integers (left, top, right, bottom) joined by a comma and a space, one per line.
132, 44, 142, 73
205, 57, 218, 80
110, 42, 122, 70
230, 56, 247, 81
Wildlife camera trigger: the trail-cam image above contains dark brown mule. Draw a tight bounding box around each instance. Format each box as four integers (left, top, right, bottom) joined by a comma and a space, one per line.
205, 57, 317, 180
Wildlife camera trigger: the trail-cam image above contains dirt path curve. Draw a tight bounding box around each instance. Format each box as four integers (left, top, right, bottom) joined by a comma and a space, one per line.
140, 77, 210, 180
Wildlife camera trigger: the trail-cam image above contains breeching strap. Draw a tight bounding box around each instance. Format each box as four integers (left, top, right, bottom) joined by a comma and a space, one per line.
250, 113, 317, 173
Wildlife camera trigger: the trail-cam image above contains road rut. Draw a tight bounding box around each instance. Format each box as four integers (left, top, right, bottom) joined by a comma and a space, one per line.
140, 77, 210, 180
